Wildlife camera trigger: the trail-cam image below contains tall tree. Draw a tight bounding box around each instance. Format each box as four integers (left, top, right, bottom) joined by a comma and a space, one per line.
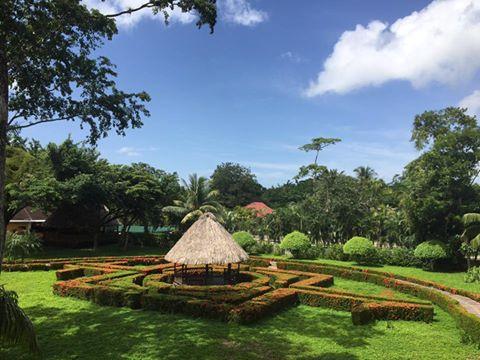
296, 137, 341, 180
210, 162, 264, 208
0, 0, 217, 270
354, 166, 377, 182
401, 107, 480, 243
112, 163, 180, 250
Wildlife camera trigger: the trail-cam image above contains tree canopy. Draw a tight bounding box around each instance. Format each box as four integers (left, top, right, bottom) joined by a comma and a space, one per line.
210, 162, 264, 208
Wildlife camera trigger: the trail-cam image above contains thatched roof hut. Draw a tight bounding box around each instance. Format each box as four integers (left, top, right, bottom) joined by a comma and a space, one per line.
165, 213, 249, 265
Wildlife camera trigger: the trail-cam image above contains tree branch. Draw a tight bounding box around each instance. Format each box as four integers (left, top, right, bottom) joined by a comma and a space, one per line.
105, 2, 157, 18
8, 116, 75, 130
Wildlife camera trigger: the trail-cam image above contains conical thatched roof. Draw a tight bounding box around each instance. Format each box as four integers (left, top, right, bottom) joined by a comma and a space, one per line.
165, 213, 249, 265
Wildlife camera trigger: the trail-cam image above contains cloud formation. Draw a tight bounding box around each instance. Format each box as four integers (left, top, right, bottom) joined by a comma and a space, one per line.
117, 146, 159, 157
221, 0, 268, 26
83, 0, 267, 28
280, 51, 305, 63
305, 0, 480, 97
459, 90, 480, 116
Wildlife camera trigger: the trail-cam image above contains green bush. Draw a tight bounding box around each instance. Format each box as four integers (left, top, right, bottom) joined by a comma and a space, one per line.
343, 237, 377, 265
298, 245, 322, 260
250, 241, 273, 255
377, 247, 422, 268
232, 231, 257, 253
5, 232, 42, 261
272, 244, 283, 256
280, 231, 311, 258
414, 241, 448, 271
465, 267, 480, 283
324, 244, 350, 261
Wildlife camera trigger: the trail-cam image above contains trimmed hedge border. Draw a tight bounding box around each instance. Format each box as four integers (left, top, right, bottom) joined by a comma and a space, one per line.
7, 256, 470, 332
248, 257, 480, 344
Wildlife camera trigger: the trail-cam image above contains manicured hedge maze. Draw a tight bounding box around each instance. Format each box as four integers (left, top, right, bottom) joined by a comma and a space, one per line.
5, 255, 431, 325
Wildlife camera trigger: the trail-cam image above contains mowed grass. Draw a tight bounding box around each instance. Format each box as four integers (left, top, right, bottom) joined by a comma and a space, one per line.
262, 255, 480, 294
1, 271, 479, 360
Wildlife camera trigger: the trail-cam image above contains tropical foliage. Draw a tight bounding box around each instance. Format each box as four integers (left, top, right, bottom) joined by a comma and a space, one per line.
0, 286, 38, 353
4, 232, 42, 261
163, 174, 221, 225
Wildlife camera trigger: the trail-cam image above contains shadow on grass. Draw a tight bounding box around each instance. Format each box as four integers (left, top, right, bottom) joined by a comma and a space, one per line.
0, 302, 384, 360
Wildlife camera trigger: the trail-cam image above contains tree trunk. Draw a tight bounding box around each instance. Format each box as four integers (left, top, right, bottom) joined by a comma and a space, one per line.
0, 34, 8, 273
122, 225, 131, 251
92, 231, 99, 252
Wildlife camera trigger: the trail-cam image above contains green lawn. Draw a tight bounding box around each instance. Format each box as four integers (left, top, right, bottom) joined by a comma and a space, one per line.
262, 255, 480, 294
1, 271, 479, 360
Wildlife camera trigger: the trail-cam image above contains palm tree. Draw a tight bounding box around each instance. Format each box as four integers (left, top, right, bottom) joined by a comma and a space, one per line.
163, 173, 222, 225
354, 166, 377, 181
0, 285, 39, 353
461, 213, 480, 269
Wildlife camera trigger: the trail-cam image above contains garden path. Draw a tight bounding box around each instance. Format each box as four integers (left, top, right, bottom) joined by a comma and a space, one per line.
398, 279, 480, 318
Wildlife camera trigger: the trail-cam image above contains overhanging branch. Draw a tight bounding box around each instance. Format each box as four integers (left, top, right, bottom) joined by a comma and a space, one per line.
8, 116, 75, 130
105, 1, 158, 18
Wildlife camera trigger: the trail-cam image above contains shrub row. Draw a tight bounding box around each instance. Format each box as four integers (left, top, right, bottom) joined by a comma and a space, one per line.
3, 255, 166, 272
254, 270, 300, 288
351, 302, 433, 325
228, 288, 298, 324
249, 257, 480, 344
296, 288, 433, 323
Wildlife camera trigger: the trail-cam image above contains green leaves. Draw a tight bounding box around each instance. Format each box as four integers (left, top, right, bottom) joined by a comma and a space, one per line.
164, 173, 222, 225
210, 162, 264, 208
0, 285, 39, 353
2, 0, 216, 145
298, 137, 341, 153
5, 232, 42, 261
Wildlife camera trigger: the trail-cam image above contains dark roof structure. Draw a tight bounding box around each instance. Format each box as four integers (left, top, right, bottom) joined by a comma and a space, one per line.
10, 207, 48, 223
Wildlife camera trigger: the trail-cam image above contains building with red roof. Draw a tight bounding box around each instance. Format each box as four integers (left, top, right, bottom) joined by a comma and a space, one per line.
244, 202, 274, 218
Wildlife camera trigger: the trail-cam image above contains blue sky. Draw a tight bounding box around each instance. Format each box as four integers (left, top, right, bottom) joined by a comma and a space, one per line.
22, 0, 480, 186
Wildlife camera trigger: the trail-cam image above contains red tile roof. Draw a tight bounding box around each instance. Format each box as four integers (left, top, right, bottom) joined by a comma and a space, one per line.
244, 202, 274, 217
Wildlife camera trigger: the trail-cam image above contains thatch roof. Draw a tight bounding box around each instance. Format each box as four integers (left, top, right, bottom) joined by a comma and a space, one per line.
165, 213, 249, 265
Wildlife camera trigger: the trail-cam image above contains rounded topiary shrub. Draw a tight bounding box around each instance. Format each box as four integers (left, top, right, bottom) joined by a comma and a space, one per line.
343, 237, 377, 265
280, 231, 310, 258
232, 231, 257, 253
414, 240, 448, 271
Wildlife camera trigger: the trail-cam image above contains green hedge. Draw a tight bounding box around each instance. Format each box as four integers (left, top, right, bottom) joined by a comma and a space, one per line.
249, 257, 480, 344
228, 288, 298, 324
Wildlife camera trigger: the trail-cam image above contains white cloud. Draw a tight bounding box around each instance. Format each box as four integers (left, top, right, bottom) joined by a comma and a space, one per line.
305, 0, 480, 97
459, 89, 480, 116
117, 146, 158, 157
82, 0, 197, 28
221, 0, 268, 26
280, 51, 305, 63
118, 146, 140, 156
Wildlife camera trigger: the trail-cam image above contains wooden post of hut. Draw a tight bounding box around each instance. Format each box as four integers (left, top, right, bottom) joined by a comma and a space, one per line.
165, 213, 249, 286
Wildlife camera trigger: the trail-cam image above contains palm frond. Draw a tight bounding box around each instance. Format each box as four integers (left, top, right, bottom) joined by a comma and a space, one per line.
0, 286, 39, 353
472, 233, 480, 250
199, 204, 219, 213
462, 213, 480, 226
163, 206, 187, 216
181, 210, 203, 224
